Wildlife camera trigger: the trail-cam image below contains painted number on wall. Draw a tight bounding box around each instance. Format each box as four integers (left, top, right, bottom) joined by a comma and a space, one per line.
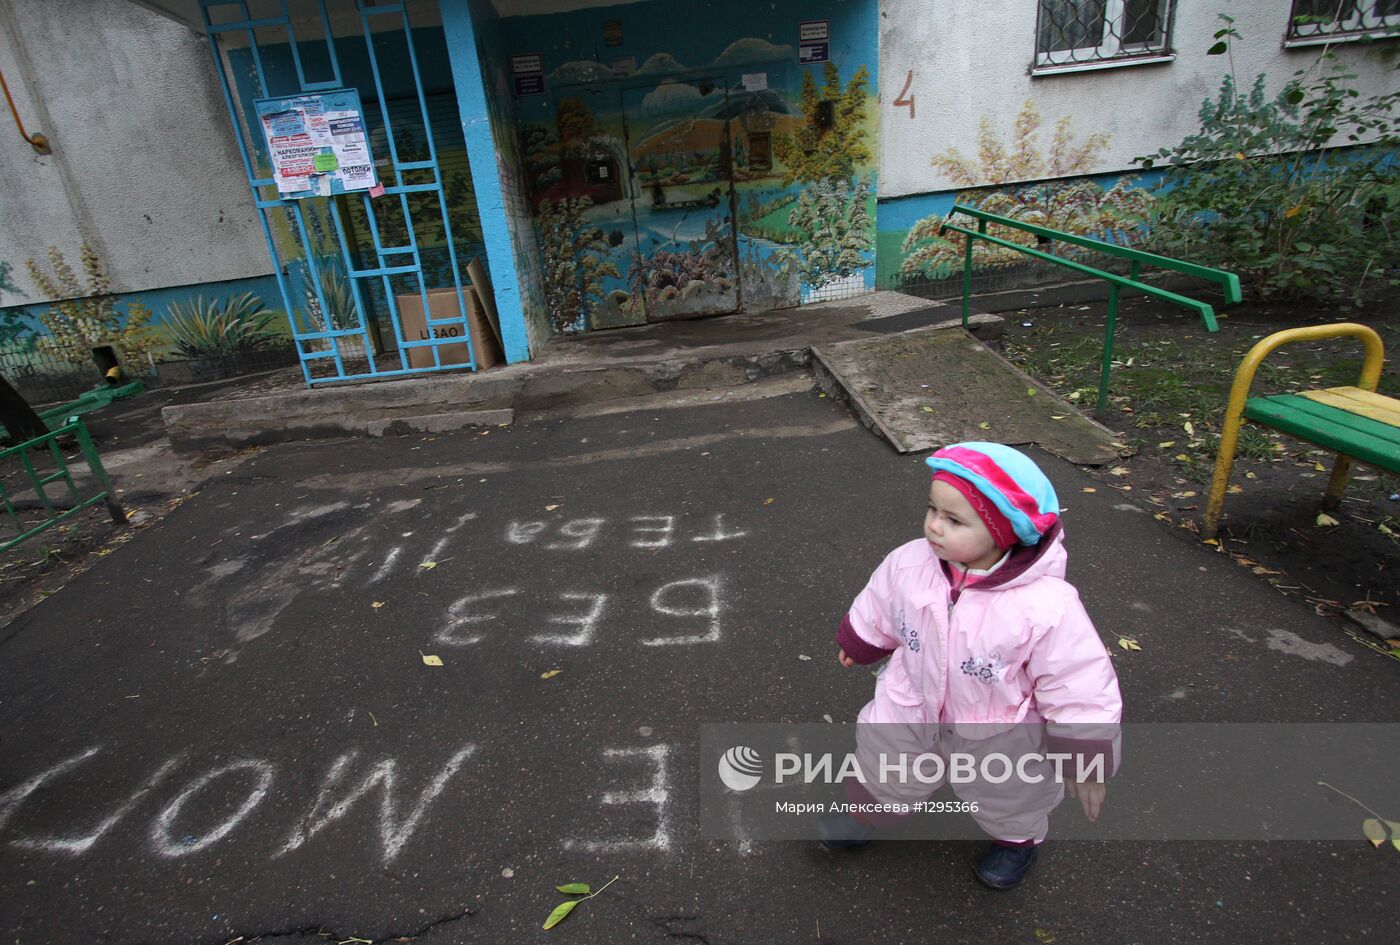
894, 70, 915, 120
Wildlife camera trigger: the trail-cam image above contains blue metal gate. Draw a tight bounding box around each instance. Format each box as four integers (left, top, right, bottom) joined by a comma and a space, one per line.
200, 0, 481, 385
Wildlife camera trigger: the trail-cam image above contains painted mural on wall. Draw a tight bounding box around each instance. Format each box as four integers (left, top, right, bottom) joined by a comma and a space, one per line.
886, 101, 1153, 290
505, 1, 879, 334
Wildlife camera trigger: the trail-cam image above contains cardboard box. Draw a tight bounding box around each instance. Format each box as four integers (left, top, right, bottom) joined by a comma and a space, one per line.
394, 285, 502, 370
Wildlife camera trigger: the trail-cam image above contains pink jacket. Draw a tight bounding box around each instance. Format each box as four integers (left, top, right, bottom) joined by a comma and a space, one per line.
837, 524, 1122, 767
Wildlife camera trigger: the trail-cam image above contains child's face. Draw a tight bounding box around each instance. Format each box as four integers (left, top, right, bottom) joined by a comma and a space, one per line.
925, 479, 1005, 570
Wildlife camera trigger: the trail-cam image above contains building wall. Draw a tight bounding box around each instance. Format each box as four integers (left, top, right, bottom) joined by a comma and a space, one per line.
874, 0, 1400, 293
0, 0, 271, 305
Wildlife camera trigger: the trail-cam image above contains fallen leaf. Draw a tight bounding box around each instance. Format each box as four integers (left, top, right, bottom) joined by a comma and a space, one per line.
1082, 487, 1097, 493
543, 900, 579, 930
764, 498, 775, 505
1284, 206, 1301, 218
419, 561, 438, 571
978, 421, 991, 430
1050, 415, 1066, 420
1026, 387, 1037, 397
541, 669, 562, 679
798, 654, 812, 661
1184, 421, 1195, 436
921, 405, 934, 413
1109, 466, 1130, 476
1172, 491, 1198, 498
1252, 566, 1281, 576
1316, 513, 1340, 527
1363, 818, 1386, 848
555, 883, 590, 895
1117, 637, 1142, 651
1203, 538, 1220, 547
1227, 485, 1244, 494
1387, 821, 1400, 852
1245, 471, 1258, 480
1034, 930, 1057, 945
1154, 512, 1172, 522
421, 653, 443, 667
1313, 462, 1326, 472
1175, 454, 1191, 462
545, 504, 560, 511
1158, 441, 1176, 448
372, 601, 385, 609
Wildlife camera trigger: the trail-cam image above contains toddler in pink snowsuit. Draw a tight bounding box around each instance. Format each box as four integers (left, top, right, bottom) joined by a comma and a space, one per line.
824, 442, 1122, 889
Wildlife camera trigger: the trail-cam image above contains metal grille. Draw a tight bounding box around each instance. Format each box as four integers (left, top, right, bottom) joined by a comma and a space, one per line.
1287, 1, 1400, 41
1036, 0, 1173, 68
0, 336, 154, 407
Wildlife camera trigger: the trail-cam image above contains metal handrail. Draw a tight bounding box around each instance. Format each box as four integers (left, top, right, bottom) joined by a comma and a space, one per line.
937, 205, 1240, 416
1, 418, 126, 553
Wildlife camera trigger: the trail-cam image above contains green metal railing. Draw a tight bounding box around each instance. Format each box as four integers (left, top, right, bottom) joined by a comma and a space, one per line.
939, 205, 1242, 415
1, 417, 127, 554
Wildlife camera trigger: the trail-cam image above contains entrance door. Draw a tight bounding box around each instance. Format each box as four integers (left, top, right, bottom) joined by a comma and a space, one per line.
620, 76, 740, 320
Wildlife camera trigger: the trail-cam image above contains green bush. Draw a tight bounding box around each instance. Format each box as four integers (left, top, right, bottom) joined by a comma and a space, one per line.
1137, 16, 1400, 303
163, 293, 279, 359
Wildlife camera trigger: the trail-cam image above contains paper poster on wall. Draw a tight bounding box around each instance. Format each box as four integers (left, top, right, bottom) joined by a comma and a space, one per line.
798, 19, 830, 63
254, 89, 377, 199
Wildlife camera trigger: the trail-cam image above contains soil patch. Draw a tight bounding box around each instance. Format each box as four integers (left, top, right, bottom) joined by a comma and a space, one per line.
998, 282, 1400, 626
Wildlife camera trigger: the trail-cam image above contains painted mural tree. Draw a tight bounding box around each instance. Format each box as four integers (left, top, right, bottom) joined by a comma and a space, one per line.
538, 197, 620, 332
25, 245, 159, 366
900, 100, 1151, 281
774, 61, 875, 287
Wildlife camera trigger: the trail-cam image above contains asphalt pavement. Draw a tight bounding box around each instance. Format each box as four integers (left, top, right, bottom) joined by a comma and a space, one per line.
2, 388, 1397, 945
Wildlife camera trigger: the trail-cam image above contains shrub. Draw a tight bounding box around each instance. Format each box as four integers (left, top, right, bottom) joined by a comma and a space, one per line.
1136, 17, 1400, 303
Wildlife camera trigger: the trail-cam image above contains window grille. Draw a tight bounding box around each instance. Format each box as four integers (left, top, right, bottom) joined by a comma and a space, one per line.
1035, 0, 1174, 70
1286, 1, 1400, 43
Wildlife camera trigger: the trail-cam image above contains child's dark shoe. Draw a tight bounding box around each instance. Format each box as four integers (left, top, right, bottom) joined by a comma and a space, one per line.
974, 842, 1038, 888
816, 813, 876, 850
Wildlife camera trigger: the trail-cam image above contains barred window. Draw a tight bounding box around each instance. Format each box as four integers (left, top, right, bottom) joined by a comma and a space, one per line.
1286, 1, 1400, 44
1035, 0, 1174, 71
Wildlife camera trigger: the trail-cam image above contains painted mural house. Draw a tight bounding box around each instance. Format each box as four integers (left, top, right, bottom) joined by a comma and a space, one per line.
1, 0, 1394, 397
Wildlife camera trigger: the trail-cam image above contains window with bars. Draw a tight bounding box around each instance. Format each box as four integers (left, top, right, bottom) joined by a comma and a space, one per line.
1035, 0, 1175, 71
1286, 1, 1400, 44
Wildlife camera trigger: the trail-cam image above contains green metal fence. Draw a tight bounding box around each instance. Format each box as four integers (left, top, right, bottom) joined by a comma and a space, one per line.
1, 417, 126, 554
939, 205, 1242, 416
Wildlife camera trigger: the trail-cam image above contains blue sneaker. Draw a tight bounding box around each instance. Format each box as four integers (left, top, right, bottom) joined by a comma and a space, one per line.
817, 813, 876, 850
974, 842, 1039, 888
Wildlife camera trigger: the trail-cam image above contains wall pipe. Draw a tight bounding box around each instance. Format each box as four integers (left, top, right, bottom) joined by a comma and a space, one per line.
0, 61, 50, 153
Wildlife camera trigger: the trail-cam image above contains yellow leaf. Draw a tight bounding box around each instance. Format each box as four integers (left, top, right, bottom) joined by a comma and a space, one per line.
1117, 637, 1142, 651
1380, 523, 1395, 536
1184, 421, 1195, 436
1316, 513, 1340, 527
1109, 466, 1130, 476
541, 668, 563, 679
921, 406, 934, 413
1172, 490, 1198, 498
1034, 930, 1057, 945
1363, 818, 1386, 848
1026, 387, 1037, 397
978, 421, 991, 430
1388, 821, 1400, 852
1082, 487, 1097, 493
1284, 206, 1301, 218
1158, 441, 1176, 448
372, 601, 385, 609
1050, 415, 1066, 420
764, 497, 775, 505
421, 653, 443, 667
419, 561, 438, 570
1154, 512, 1172, 522
545, 504, 560, 511
543, 899, 579, 930
1313, 462, 1326, 472
1235, 151, 1246, 160
1245, 471, 1258, 480
1227, 485, 1244, 494
1203, 538, 1220, 547
1175, 454, 1191, 462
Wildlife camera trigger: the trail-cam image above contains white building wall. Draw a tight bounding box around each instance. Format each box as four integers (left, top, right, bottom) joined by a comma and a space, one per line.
878, 0, 1399, 198
0, 0, 271, 304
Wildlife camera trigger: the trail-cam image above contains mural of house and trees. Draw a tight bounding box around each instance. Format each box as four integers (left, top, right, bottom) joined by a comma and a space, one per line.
509, 2, 879, 334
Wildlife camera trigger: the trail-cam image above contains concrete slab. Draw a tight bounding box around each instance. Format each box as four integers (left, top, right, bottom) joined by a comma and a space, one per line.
812, 326, 1124, 465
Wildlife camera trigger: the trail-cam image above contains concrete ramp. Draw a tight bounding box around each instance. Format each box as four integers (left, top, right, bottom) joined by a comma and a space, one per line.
812, 327, 1124, 466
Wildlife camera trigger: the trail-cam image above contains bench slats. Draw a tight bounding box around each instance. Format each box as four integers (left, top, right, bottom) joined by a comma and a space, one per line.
1300, 386, 1400, 426
1245, 394, 1400, 473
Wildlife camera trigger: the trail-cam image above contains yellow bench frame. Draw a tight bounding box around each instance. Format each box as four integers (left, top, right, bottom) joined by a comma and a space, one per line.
1203, 323, 1392, 540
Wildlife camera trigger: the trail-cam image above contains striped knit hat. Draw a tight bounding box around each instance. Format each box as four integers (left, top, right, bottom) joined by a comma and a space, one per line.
925, 442, 1060, 548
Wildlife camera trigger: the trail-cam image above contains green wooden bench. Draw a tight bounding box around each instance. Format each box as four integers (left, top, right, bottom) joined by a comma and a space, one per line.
1203, 323, 1398, 539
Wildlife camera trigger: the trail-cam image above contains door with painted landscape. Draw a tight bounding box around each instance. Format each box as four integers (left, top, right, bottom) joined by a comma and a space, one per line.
621, 76, 740, 320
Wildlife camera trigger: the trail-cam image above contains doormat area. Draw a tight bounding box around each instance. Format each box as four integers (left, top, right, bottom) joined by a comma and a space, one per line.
812, 328, 1124, 465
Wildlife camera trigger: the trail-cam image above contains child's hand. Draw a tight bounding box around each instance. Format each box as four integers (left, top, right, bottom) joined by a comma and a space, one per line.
837, 648, 856, 668
1066, 780, 1106, 821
